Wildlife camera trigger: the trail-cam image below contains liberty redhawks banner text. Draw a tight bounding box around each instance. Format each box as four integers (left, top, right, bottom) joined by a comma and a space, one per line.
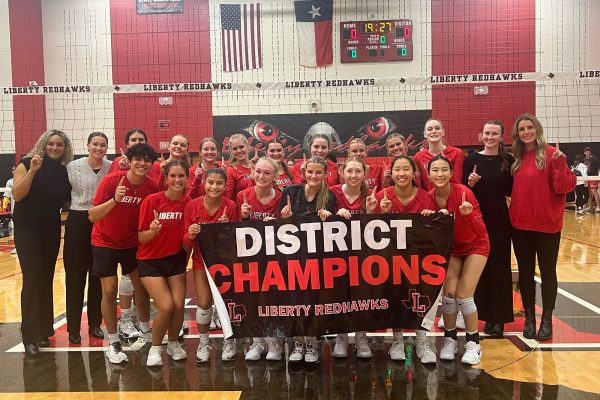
198, 213, 454, 338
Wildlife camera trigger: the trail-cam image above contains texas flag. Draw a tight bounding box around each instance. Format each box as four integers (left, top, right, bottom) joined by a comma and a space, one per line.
294, 0, 333, 67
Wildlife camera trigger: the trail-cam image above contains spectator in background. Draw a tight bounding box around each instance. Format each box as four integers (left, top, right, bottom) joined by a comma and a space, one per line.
572, 155, 588, 214
583, 147, 599, 212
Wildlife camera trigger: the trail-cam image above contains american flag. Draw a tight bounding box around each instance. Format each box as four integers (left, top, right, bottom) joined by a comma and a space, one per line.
220, 3, 262, 72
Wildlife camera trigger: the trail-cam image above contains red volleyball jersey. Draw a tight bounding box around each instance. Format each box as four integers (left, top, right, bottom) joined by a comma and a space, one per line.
91, 171, 159, 249
429, 183, 489, 257
330, 184, 364, 215
275, 171, 293, 190
226, 164, 254, 200
137, 192, 191, 260
375, 186, 435, 213
236, 186, 282, 221
183, 196, 239, 269
414, 146, 465, 191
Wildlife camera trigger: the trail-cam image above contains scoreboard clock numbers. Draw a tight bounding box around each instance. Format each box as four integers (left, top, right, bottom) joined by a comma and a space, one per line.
340, 19, 413, 63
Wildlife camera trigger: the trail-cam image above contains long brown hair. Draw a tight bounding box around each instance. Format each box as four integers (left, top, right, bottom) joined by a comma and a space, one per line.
341, 155, 369, 212
303, 156, 330, 211
511, 114, 547, 175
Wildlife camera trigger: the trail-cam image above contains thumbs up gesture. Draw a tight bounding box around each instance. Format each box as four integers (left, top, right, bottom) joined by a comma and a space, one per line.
552, 141, 565, 159
281, 195, 293, 218
380, 187, 392, 212
458, 191, 473, 215
150, 210, 162, 234
218, 206, 229, 222
241, 192, 252, 219
114, 176, 127, 203
366, 186, 379, 213
118, 148, 130, 170
467, 165, 481, 187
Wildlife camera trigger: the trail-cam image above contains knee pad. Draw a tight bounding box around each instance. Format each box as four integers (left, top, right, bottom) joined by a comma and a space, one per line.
457, 297, 477, 316
196, 306, 213, 325
442, 296, 458, 314
119, 275, 134, 296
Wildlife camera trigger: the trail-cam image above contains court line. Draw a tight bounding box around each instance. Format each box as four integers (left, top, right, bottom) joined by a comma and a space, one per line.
535, 276, 600, 315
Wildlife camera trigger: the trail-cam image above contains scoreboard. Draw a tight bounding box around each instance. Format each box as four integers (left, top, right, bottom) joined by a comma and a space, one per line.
340, 19, 413, 63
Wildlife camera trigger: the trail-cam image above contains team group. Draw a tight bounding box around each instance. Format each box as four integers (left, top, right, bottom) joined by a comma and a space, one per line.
11, 113, 576, 369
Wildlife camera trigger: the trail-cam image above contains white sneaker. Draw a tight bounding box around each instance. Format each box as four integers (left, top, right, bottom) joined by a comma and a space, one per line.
167, 342, 187, 361
437, 313, 466, 330
10, 248, 16, 254
355, 333, 372, 359
105, 342, 128, 364
388, 339, 406, 361
130, 329, 152, 351
288, 341, 304, 362
221, 339, 236, 361
266, 340, 282, 361
461, 341, 482, 365
146, 346, 163, 367
332, 334, 348, 358
245, 342, 267, 361
118, 319, 139, 340
440, 337, 458, 361
304, 337, 319, 364
419, 341, 437, 364
196, 342, 211, 363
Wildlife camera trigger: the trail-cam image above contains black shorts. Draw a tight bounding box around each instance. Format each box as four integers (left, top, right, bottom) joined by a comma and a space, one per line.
92, 246, 138, 278
138, 250, 187, 278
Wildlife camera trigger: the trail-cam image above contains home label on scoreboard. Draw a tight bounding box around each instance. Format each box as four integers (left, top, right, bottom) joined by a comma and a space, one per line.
340, 19, 413, 63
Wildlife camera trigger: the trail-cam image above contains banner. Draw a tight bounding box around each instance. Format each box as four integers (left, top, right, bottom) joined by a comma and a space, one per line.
198, 213, 454, 338
136, 0, 183, 14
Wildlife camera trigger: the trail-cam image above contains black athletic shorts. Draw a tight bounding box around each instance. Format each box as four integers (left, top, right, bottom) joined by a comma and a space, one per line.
92, 246, 138, 278
137, 249, 187, 278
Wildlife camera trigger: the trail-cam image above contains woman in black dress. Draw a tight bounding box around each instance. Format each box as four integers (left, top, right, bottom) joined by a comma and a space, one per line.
463, 120, 514, 337
12, 130, 73, 356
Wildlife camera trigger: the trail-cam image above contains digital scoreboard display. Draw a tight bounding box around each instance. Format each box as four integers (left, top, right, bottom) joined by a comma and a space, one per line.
340, 19, 413, 63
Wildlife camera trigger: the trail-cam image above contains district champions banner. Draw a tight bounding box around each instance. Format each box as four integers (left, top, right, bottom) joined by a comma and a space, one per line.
198, 213, 454, 338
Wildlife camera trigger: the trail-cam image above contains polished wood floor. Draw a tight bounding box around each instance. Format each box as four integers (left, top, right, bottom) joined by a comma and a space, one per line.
0, 210, 599, 399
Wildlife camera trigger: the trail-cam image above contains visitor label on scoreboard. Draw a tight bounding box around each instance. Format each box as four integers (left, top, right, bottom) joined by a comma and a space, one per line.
137, 0, 183, 14
340, 19, 413, 63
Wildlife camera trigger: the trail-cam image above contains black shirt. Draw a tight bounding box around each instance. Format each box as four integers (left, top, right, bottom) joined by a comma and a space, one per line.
13, 157, 71, 224
279, 184, 336, 217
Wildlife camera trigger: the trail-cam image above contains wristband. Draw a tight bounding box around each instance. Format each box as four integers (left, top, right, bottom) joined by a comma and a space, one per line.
113, 195, 119, 204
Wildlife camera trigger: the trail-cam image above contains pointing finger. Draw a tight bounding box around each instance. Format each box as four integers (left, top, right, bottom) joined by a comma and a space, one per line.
153, 210, 158, 220
556, 141, 560, 151
287, 195, 292, 208
473, 165, 477, 174
461, 191, 466, 204
222, 207, 227, 217
120, 147, 125, 157
243, 193, 248, 204
118, 176, 125, 186
383, 188, 388, 199
371, 186, 377, 197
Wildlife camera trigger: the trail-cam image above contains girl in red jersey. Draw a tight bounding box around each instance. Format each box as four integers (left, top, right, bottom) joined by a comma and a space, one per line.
226, 133, 256, 199
414, 119, 465, 191
155, 134, 191, 189
345, 138, 383, 191
108, 128, 162, 182
137, 159, 191, 367
184, 168, 239, 363
190, 138, 221, 198
266, 140, 294, 189
376, 156, 438, 364
279, 156, 336, 364
237, 157, 284, 361
89, 143, 159, 364
291, 134, 339, 187
330, 156, 377, 360
510, 114, 576, 341
422, 155, 489, 365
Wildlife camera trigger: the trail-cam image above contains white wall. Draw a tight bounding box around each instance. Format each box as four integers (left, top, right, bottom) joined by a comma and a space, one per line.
41, 0, 115, 154
209, 0, 432, 116
536, 0, 600, 143
0, 0, 15, 154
